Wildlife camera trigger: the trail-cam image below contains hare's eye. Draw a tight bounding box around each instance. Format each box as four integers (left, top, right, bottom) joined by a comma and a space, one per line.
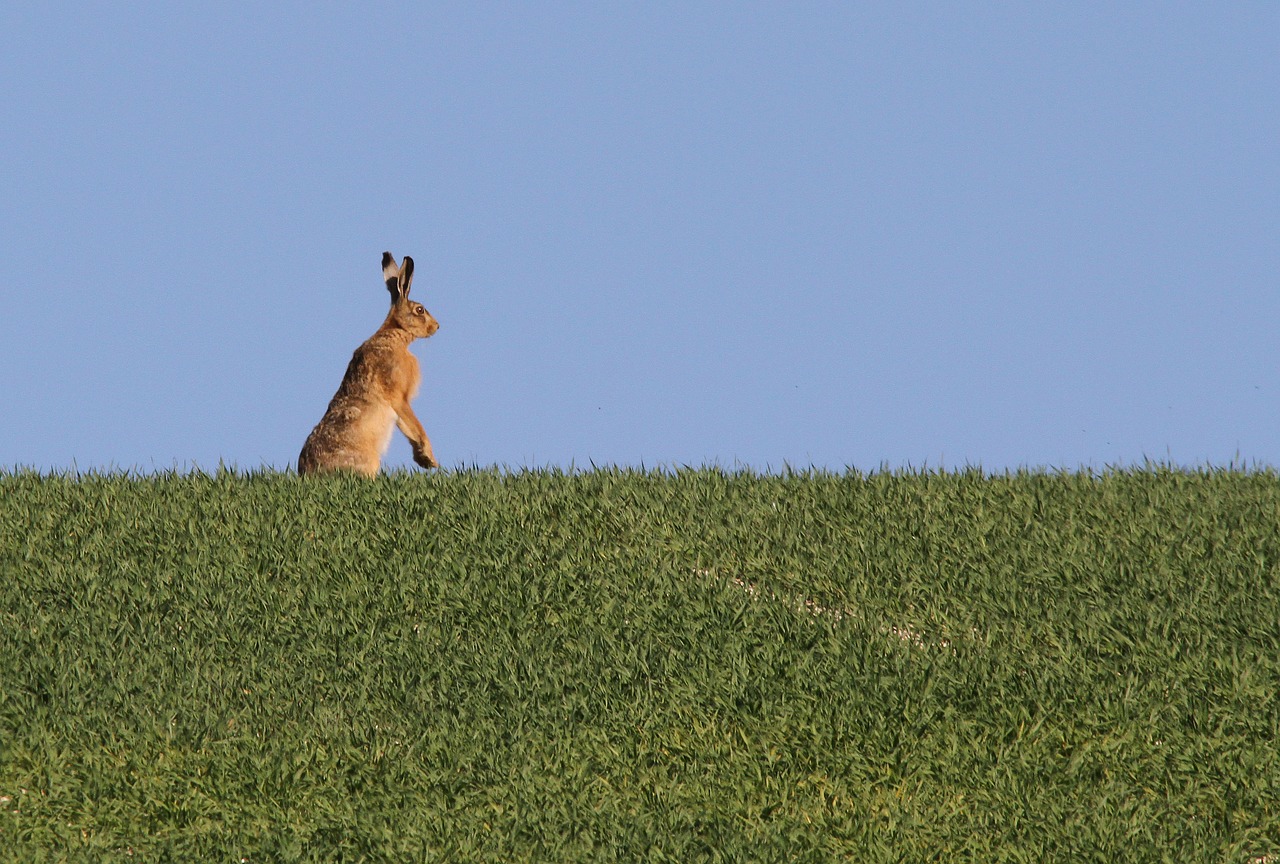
415, 306, 425, 315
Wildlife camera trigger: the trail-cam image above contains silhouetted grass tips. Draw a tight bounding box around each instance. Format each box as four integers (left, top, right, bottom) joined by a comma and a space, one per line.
2, 466, 1279, 860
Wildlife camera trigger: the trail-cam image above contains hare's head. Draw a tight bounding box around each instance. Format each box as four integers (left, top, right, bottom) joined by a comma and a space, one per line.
382, 251, 440, 339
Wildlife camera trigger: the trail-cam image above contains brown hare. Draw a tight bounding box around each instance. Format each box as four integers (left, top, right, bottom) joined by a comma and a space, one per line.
298, 252, 440, 476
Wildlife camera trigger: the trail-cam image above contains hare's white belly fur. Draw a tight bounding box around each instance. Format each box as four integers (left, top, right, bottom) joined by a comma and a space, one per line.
368, 404, 396, 460
354, 401, 397, 458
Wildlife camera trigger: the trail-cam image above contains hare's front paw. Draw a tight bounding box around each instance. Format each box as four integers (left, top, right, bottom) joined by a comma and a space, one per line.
413, 448, 439, 470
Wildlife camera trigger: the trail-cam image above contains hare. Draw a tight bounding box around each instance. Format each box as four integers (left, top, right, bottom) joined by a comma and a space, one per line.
298, 252, 440, 476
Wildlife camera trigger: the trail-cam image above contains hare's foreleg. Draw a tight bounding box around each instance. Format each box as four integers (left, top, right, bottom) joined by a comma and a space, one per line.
394, 400, 438, 469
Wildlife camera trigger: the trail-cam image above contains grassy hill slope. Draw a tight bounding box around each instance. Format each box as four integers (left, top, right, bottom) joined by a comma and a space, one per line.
1, 467, 1278, 861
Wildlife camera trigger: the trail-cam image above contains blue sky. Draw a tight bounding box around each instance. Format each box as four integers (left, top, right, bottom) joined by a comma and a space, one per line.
2, 4, 1277, 473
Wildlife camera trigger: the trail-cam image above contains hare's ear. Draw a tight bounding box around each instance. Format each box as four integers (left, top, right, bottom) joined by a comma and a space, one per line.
382, 251, 403, 302
399, 256, 414, 299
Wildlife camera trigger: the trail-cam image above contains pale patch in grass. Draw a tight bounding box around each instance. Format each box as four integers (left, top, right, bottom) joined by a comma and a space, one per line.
696, 567, 980, 653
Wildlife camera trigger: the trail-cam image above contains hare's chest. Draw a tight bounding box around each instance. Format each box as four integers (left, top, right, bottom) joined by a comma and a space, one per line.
374, 345, 421, 400
401, 351, 422, 398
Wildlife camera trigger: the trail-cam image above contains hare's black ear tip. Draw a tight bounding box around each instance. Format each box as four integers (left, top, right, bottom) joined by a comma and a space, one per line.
381, 251, 394, 268
403, 255, 414, 269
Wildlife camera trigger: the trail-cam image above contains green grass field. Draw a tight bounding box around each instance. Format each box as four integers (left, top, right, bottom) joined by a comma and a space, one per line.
2, 466, 1278, 861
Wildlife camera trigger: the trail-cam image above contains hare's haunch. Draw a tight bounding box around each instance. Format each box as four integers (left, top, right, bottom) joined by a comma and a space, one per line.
298, 252, 440, 476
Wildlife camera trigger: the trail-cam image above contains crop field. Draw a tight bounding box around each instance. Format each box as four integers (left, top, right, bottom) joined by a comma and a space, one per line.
1, 466, 1279, 861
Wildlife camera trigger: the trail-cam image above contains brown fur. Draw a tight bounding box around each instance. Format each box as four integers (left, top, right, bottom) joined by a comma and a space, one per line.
298, 252, 440, 476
